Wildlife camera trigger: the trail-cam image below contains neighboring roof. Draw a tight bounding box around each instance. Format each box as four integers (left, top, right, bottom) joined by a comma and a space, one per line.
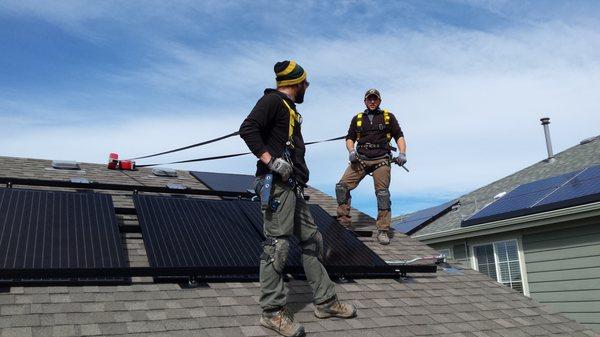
0, 156, 597, 337
411, 135, 600, 237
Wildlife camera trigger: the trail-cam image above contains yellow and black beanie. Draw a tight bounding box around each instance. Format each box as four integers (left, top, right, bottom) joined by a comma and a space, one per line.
274, 60, 307, 87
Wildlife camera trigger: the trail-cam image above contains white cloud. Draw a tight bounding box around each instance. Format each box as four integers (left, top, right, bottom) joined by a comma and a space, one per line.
1, 2, 599, 217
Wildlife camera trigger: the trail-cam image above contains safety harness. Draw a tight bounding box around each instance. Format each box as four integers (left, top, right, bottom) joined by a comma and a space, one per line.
277, 99, 305, 198
281, 99, 302, 149
356, 109, 392, 144
354, 109, 394, 174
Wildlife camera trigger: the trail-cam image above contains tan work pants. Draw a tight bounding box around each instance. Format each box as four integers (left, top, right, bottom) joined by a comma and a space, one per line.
337, 158, 391, 231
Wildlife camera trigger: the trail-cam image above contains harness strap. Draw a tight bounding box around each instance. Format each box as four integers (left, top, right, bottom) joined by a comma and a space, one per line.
355, 110, 391, 142
282, 99, 301, 148
383, 109, 391, 142
356, 113, 363, 140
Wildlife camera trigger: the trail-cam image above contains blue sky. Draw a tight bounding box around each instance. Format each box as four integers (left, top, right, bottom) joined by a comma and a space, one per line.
1, 1, 600, 218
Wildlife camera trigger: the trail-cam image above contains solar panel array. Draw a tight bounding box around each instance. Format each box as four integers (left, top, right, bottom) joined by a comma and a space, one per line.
463, 164, 600, 227
392, 200, 458, 235
134, 195, 393, 278
190, 171, 255, 194
0, 188, 127, 283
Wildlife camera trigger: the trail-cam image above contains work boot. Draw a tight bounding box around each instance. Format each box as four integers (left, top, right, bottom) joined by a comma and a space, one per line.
340, 221, 353, 230
260, 307, 305, 337
377, 230, 390, 245
314, 296, 357, 319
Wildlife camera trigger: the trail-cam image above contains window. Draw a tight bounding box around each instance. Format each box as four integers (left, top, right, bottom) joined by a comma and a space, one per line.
473, 240, 523, 293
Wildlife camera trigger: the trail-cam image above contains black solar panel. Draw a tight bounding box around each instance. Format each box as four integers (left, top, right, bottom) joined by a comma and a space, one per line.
537, 165, 600, 208
463, 164, 600, 227
189, 171, 255, 193
134, 195, 264, 277
0, 188, 127, 283
135, 196, 394, 279
307, 205, 390, 270
392, 200, 458, 235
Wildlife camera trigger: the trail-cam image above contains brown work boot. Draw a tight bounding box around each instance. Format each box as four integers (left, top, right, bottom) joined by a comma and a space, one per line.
260, 307, 305, 337
377, 230, 390, 245
314, 297, 357, 319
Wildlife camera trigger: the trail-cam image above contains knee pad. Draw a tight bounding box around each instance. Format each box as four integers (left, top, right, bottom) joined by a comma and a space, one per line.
335, 182, 350, 205
300, 232, 324, 262
261, 236, 290, 274
376, 189, 391, 210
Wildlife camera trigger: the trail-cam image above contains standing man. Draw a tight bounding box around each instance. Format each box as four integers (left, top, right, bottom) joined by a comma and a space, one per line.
335, 89, 406, 245
240, 60, 356, 337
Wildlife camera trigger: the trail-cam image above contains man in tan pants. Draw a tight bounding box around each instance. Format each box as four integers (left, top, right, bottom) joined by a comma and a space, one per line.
336, 89, 406, 245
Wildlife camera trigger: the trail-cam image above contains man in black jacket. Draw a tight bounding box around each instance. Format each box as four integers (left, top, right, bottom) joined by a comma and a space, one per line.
239, 60, 356, 337
336, 89, 407, 245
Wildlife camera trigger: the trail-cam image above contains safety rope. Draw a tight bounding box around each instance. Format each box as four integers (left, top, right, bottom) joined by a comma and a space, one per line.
127, 131, 240, 160
135, 135, 346, 168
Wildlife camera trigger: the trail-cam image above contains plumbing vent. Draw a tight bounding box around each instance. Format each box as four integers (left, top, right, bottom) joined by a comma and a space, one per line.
152, 167, 178, 177
51, 160, 80, 170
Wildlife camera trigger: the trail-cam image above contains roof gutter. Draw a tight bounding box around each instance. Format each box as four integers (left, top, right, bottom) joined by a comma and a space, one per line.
413, 201, 600, 244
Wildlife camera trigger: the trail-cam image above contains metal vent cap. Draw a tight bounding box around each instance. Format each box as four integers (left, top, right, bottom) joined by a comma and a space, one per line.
152, 167, 178, 177
51, 160, 80, 170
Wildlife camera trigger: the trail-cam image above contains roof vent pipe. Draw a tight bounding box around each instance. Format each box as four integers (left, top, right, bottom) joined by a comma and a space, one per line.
540, 117, 555, 162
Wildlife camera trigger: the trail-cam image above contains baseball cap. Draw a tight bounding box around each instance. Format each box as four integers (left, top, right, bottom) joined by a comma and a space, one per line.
364, 88, 381, 99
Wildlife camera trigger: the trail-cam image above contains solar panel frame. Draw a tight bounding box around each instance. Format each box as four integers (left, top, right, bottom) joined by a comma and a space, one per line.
0, 188, 128, 284
392, 200, 458, 235
189, 171, 255, 194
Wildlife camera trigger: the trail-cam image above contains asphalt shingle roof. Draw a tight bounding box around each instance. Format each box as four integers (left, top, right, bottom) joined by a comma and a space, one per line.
0, 155, 597, 336
409, 135, 600, 236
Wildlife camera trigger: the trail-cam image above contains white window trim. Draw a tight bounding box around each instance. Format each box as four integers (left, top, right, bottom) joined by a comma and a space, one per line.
469, 237, 530, 296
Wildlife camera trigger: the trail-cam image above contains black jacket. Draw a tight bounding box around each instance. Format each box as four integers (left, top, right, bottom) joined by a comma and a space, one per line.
239, 89, 309, 185
346, 108, 404, 158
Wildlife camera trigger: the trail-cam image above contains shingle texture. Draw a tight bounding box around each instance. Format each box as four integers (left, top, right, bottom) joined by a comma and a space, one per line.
408, 136, 600, 236
0, 155, 598, 336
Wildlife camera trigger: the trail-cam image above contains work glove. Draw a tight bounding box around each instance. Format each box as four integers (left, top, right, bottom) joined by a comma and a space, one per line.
348, 150, 358, 163
268, 157, 293, 180
394, 153, 407, 166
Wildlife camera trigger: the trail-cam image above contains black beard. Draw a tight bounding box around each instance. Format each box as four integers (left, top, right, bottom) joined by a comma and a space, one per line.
295, 88, 305, 104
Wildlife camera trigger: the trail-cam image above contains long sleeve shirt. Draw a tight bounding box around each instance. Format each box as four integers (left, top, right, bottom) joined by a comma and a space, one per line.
239, 89, 310, 185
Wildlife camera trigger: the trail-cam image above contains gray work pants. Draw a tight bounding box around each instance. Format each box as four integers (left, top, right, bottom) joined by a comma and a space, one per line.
256, 178, 336, 311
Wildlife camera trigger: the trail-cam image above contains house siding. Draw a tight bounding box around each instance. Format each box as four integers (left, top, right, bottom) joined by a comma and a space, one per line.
523, 221, 600, 331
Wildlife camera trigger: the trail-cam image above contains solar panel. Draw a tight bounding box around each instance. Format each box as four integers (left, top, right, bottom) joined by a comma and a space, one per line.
231, 201, 392, 276
463, 165, 600, 227
134, 195, 265, 278
307, 205, 390, 271
190, 171, 255, 193
536, 165, 600, 208
0, 188, 127, 284
135, 195, 394, 279
392, 200, 458, 235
